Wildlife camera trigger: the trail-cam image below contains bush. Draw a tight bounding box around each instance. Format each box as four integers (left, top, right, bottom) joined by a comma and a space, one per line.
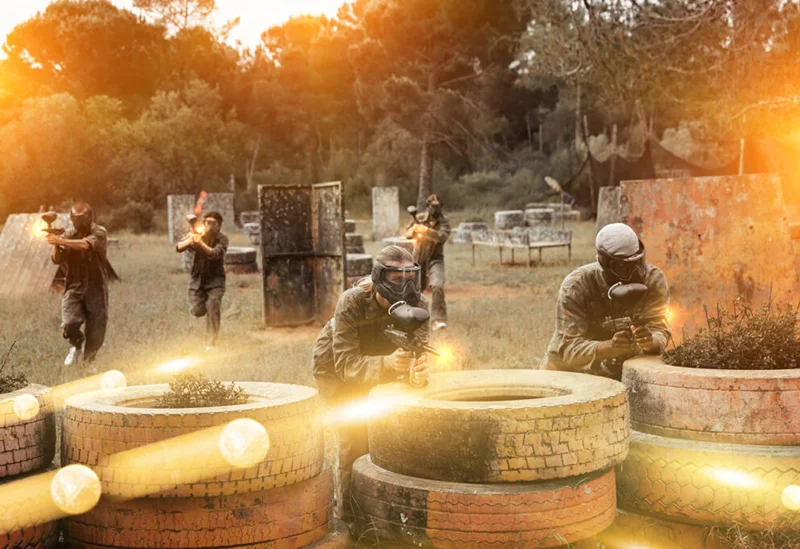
662, 299, 800, 370
157, 372, 247, 408
0, 343, 27, 394
104, 202, 155, 234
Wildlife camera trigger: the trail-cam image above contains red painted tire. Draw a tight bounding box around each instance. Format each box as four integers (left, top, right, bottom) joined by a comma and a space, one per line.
353, 455, 616, 548
0, 384, 56, 479
623, 356, 800, 444
597, 509, 724, 549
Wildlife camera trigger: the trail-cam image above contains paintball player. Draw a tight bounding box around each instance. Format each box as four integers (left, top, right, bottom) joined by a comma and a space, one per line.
47, 202, 113, 366
312, 245, 430, 524
406, 194, 451, 331
175, 212, 228, 350
543, 223, 671, 379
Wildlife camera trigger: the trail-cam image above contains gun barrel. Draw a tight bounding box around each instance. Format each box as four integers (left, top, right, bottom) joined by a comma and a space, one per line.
422, 344, 444, 358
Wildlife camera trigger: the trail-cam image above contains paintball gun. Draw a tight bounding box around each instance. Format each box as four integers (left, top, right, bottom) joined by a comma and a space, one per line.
384, 301, 444, 387
40, 212, 65, 236
601, 282, 666, 333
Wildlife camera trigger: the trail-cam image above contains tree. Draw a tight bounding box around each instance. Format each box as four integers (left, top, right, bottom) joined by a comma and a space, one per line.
349, 0, 527, 206
2, 1, 168, 107
133, 0, 216, 32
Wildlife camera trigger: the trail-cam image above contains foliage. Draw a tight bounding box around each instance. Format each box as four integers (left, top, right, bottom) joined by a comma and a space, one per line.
716, 523, 800, 549
104, 202, 155, 234
0, 343, 27, 395
158, 372, 247, 408
133, 0, 216, 32
663, 299, 800, 370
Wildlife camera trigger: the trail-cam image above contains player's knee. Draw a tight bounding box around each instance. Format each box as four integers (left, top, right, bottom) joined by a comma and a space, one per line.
190, 303, 207, 317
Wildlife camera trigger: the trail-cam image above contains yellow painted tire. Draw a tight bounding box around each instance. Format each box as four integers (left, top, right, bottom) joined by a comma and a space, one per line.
62, 383, 324, 498
369, 370, 629, 482
0, 466, 60, 549
617, 431, 800, 530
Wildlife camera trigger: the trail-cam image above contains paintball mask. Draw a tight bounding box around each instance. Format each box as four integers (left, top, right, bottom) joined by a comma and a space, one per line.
426, 194, 442, 217
372, 261, 422, 306
597, 240, 647, 283
70, 205, 93, 234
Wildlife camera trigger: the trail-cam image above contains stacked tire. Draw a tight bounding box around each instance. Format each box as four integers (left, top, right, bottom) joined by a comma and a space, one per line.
1, 384, 58, 549
225, 246, 259, 274
61, 382, 344, 549
345, 219, 374, 289
607, 355, 800, 546
355, 370, 629, 548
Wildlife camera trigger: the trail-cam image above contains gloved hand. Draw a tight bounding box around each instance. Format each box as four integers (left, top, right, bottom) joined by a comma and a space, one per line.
409, 354, 429, 386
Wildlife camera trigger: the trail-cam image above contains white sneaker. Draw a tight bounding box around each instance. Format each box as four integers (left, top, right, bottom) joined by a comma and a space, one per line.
432, 321, 448, 332
64, 346, 81, 366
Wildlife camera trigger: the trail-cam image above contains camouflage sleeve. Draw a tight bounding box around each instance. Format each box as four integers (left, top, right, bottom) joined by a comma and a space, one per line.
641, 268, 672, 352
431, 217, 451, 244
208, 233, 228, 261
550, 277, 599, 372
84, 226, 107, 254
332, 292, 385, 385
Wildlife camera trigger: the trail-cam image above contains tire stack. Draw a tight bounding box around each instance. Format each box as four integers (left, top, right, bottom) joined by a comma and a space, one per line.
494, 210, 525, 230
603, 355, 800, 548
225, 246, 259, 274
61, 382, 346, 549
355, 370, 630, 548
345, 219, 373, 288
1, 384, 58, 549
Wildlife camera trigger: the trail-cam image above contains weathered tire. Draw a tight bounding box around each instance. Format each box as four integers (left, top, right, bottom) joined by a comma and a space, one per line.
382, 237, 415, 253
1, 384, 55, 479
494, 210, 525, 230
65, 469, 332, 548
624, 355, 800, 445
346, 245, 365, 254
225, 246, 257, 265
597, 509, 723, 549
616, 430, 800, 530
344, 219, 357, 233
345, 233, 364, 248
346, 253, 373, 277
62, 383, 324, 498
0, 466, 60, 549
353, 455, 616, 548
240, 211, 260, 226
369, 370, 629, 483
226, 262, 259, 274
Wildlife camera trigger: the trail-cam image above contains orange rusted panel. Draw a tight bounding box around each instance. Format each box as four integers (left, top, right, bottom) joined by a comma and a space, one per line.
620, 175, 800, 341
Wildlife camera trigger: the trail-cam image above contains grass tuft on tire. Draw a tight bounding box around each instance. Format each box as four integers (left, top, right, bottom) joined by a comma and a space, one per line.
663, 299, 800, 370
158, 372, 247, 408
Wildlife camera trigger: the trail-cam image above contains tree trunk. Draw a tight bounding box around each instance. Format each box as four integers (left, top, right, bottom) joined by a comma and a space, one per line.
417, 71, 438, 209
245, 134, 261, 191
609, 124, 618, 187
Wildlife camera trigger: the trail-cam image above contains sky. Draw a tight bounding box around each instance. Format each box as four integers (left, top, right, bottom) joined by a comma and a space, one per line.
0, 0, 348, 54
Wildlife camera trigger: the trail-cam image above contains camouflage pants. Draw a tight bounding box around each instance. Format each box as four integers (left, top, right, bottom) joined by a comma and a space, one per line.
189, 286, 225, 344
62, 289, 108, 362
427, 259, 447, 322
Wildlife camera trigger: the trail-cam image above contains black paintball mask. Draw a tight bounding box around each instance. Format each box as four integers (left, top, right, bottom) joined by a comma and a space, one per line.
372, 261, 422, 307
426, 194, 442, 217
597, 239, 647, 285
70, 205, 93, 234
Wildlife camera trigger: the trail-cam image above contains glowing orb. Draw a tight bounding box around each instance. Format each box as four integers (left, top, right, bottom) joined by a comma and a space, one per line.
101, 370, 127, 390
782, 485, 800, 511
711, 468, 762, 490
219, 419, 270, 468
51, 465, 102, 515
13, 394, 40, 420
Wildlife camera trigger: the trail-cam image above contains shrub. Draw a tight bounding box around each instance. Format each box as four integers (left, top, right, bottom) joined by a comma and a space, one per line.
158, 372, 247, 408
0, 343, 27, 394
104, 202, 155, 234
662, 299, 800, 370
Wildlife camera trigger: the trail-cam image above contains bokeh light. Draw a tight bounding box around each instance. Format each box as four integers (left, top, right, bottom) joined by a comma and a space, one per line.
219, 419, 270, 468
51, 465, 102, 515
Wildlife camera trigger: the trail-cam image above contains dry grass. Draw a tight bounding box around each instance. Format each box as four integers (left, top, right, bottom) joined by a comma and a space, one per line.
0, 219, 597, 390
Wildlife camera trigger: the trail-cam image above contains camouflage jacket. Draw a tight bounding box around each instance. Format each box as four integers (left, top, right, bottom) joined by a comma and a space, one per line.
186, 232, 228, 290
543, 262, 671, 379
53, 224, 111, 298
406, 211, 451, 264
312, 286, 430, 401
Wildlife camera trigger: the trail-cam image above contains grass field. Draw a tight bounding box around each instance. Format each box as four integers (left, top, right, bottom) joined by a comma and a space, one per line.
0, 218, 597, 390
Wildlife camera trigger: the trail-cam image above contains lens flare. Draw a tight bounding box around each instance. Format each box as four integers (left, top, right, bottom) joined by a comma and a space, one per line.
782, 485, 800, 511
13, 394, 40, 420
50, 465, 102, 515
101, 370, 127, 390
711, 468, 762, 490
156, 357, 201, 375
219, 419, 270, 468
32, 219, 48, 236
